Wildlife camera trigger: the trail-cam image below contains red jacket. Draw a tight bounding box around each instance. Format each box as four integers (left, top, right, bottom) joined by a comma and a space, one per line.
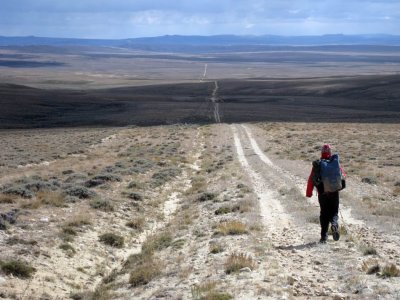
306, 155, 346, 197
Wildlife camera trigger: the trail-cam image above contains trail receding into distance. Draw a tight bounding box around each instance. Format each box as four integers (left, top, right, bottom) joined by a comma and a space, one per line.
211, 80, 221, 123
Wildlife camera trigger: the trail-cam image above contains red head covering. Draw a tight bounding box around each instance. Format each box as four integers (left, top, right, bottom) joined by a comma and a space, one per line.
321, 144, 332, 159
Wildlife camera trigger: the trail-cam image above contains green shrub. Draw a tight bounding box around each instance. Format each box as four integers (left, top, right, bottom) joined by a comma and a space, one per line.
142, 232, 172, 254
0, 259, 36, 278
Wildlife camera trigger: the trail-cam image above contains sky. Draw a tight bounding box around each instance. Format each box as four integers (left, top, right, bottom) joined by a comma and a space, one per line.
0, 0, 399, 39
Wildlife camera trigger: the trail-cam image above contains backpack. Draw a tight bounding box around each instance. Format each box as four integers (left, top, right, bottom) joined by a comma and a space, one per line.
319, 154, 343, 193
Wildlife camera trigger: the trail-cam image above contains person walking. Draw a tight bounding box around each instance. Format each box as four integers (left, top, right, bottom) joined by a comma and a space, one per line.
306, 144, 346, 243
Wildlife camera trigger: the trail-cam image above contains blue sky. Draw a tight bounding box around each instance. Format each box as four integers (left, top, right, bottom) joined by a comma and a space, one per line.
0, 0, 399, 38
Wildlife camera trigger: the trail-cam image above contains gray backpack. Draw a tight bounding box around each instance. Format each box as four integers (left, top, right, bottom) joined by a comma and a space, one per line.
320, 154, 343, 193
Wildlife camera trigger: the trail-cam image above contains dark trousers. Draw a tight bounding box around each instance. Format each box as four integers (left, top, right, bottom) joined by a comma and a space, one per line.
318, 191, 339, 239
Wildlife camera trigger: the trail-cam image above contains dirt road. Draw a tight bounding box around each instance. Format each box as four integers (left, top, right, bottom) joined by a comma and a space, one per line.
231, 123, 400, 298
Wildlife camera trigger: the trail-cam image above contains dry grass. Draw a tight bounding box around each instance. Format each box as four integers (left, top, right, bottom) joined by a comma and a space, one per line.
0, 194, 17, 204
191, 281, 232, 300
381, 264, 400, 278
224, 252, 256, 274
129, 259, 161, 287
215, 220, 248, 236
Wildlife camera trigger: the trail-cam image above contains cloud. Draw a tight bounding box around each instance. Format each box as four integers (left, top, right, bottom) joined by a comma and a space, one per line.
0, 0, 399, 38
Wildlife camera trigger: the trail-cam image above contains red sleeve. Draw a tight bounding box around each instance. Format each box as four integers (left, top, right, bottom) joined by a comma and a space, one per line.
340, 165, 346, 178
306, 168, 314, 197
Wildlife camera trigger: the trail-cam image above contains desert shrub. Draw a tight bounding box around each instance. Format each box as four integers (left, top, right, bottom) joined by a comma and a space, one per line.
198, 192, 217, 202
6, 237, 37, 246
127, 192, 143, 201
84, 179, 105, 188
215, 206, 232, 215
0, 259, 36, 278
210, 243, 224, 254
129, 259, 160, 287
224, 252, 255, 274
126, 217, 145, 231
3, 186, 34, 198
59, 243, 76, 256
362, 176, 378, 185
92, 173, 122, 182
362, 246, 378, 256
99, 233, 124, 248
142, 232, 173, 254
64, 185, 97, 199
129, 159, 154, 174
62, 169, 75, 175
215, 220, 248, 236
64, 174, 88, 184
151, 168, 181, 186
23, 179, 59, 193
62, 226, 77, 236
127, 181, 139, 189
89, 198, 114, 211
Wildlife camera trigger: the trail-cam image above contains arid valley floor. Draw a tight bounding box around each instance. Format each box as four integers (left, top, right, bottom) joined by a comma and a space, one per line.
0, 45, 400, 299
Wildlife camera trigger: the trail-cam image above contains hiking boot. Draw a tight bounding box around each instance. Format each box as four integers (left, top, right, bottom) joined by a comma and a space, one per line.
319, 234, 328, 244
331, 225, 340, 241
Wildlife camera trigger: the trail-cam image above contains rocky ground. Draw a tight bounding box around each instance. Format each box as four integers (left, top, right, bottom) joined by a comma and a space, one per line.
0, 123, 399, 299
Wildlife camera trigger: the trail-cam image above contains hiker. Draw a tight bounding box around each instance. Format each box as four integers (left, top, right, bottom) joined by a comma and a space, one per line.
306, 144, 346, 243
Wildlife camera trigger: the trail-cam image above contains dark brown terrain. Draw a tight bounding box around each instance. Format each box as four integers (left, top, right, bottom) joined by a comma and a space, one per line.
1, 75, 400, 128
1, 45, 400, 128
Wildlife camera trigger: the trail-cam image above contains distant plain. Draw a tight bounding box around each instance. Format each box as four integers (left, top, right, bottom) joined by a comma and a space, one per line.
0, 44, 400, 128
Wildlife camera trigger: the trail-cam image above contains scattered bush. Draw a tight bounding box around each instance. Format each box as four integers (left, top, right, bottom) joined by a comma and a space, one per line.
198, 192, 217, 202
89, 198, 114, 211
127, 192, 143, 201
225, 252, 255, 274
3, 186, 34, 198
129, 259, 160, 287
64, 185, 97, 199
362, 176, 378, 185
92, 173, 122, 182
99, 233, 124, 248
210, 243, 224, 254
59, 243, 76, 256
215, 206, 231, 215
6, 237, 37, 246
0, 259, 36, 278
362, 246, 378, 256
126, 217, 145, 231
142, 232, 172, 255
151, 168, 181, 186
